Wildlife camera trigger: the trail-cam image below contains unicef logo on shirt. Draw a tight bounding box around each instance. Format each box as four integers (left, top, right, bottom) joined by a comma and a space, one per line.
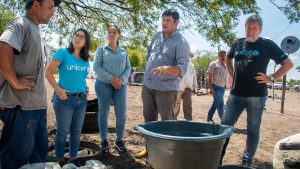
251, 50, 259, 56
235, 50, 260, 57
67, 65, 87, 72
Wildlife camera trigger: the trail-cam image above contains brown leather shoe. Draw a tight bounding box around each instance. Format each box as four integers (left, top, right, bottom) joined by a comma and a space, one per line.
134, 148, 148, 159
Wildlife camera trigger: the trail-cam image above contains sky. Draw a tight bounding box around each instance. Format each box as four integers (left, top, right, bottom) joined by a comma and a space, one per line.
45, 0, 299, 80
180, 0, 300, 80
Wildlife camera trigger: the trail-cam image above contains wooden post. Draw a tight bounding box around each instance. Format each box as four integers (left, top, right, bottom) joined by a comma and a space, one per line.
281, 75, 287, 114
273, 65, 276, 100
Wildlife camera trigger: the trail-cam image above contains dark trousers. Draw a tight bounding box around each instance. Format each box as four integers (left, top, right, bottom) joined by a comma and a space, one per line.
0, 106, 48, 169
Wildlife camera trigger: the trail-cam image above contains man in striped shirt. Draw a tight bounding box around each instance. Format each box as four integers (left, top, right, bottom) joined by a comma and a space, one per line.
206, 50, 228, 122
135, 9, 190, 159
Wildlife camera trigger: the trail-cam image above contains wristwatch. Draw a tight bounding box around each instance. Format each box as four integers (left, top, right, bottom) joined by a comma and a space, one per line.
269, 74, 275, 83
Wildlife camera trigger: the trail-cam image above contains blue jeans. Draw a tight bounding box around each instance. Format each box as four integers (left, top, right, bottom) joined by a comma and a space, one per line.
207, 85, 225, 120
221, 94, 267, 162
0, 106, 47, 169
53, 92, 87, 159
94, 80, 127, 141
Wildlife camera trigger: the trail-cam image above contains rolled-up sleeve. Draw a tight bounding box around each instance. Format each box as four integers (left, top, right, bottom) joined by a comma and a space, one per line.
175, 40, 190, 76
0, 19, 24, 53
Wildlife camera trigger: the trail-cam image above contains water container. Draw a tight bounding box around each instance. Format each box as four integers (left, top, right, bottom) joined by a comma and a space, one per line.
64, 152, 70, 158
136, 120, 234, 169
64, 149, 89, 159
45, 162, 62, 169
273, 133, 300, 169
84, 160, 107, 169
19, 162, 61, 169
77, 149, 89, 158
62, 163, 78, 169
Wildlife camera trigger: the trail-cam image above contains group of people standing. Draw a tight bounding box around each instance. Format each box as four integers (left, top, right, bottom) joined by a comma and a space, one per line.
45, 25, 130, 166
0, 0, 130, 167
0, 0, 294, 169
134, 10, 294, 169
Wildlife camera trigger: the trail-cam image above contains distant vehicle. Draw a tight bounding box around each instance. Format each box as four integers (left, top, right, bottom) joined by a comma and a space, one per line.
267, 83, 272, 89
41, 42, 52, 67
273, 82, 281, 90
87, 61, 96, 79
273, 82, 289, 90
292, 84, 300, 92
134, 72, 144, 84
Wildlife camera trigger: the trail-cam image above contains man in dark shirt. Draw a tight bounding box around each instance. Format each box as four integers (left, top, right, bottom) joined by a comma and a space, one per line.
219, 15, 293, 167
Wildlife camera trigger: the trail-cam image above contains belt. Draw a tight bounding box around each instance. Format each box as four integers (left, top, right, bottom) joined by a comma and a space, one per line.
67, 92, 86, 98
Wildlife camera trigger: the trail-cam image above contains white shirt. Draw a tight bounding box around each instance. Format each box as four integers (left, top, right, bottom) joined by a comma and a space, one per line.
179, 61, 198, 91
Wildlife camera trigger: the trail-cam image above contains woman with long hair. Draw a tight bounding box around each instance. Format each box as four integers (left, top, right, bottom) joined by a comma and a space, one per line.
45, 28, 91, 167
93, 25, 131, 153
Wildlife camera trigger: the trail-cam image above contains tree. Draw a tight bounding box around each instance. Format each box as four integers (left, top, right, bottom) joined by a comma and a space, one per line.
192, 50, 217, 87
2, 0, 298, 48
288, 79, 300, 85
270, 0, 300, 23
127, 47, 145, 68
297, 66, 300, 72
0, 4, 14, 34
0, 0, 258, 47
192, 51, 217, 73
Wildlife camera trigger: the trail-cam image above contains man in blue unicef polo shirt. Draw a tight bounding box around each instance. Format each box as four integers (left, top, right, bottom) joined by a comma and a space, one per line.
135, 9, 190, 158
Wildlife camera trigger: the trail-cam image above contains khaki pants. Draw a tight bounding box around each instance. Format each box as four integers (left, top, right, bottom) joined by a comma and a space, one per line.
141, 86, 177, 122
174, 88, 193, 120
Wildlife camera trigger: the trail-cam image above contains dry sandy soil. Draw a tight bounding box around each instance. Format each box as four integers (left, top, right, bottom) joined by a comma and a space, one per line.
45, 79, 299, 169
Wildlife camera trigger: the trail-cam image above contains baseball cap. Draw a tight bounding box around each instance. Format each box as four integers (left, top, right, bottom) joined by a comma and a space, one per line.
25, 0, 62, 7
218, 50, 226, 54
53, 0, 61, 6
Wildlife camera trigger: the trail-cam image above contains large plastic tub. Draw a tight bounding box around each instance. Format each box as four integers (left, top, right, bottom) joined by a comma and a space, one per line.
136, 120, 234, 169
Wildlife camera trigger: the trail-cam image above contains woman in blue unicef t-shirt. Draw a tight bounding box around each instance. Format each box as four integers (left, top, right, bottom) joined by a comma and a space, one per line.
45, 28, 91, 167
93, 25, 131, 153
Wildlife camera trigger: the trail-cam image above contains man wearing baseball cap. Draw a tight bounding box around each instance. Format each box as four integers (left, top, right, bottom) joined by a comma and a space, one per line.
206, 50, 228, 123
0, 0, 61, 168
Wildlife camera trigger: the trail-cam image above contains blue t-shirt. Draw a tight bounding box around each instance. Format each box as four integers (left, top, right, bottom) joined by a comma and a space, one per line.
52, 48, 89, 94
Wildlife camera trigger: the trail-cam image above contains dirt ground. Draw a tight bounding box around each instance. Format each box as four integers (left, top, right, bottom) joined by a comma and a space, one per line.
44, 79, 299, 169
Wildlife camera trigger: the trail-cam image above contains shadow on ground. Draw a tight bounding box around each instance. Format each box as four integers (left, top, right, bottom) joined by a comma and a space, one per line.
101, 151, 150, 169
252, 158, 273, 169
234, 128, 247, 135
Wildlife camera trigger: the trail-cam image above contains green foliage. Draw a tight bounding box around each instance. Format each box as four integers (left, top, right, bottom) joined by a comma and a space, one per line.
1, 0, 298, 48
192, 50, 217, 74
191, 50, 217, 86
276, 0, 300, 23
90, 38, 102, 53
127, 47, 145, 68
288, 79, 300, 85
296, 66, 300, 72
134, 59, 147, 72
0, 4, 14, 34
0, 0, 257, 47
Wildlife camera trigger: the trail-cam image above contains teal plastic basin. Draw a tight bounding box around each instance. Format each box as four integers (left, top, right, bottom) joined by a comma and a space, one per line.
136, 120, 234, 169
